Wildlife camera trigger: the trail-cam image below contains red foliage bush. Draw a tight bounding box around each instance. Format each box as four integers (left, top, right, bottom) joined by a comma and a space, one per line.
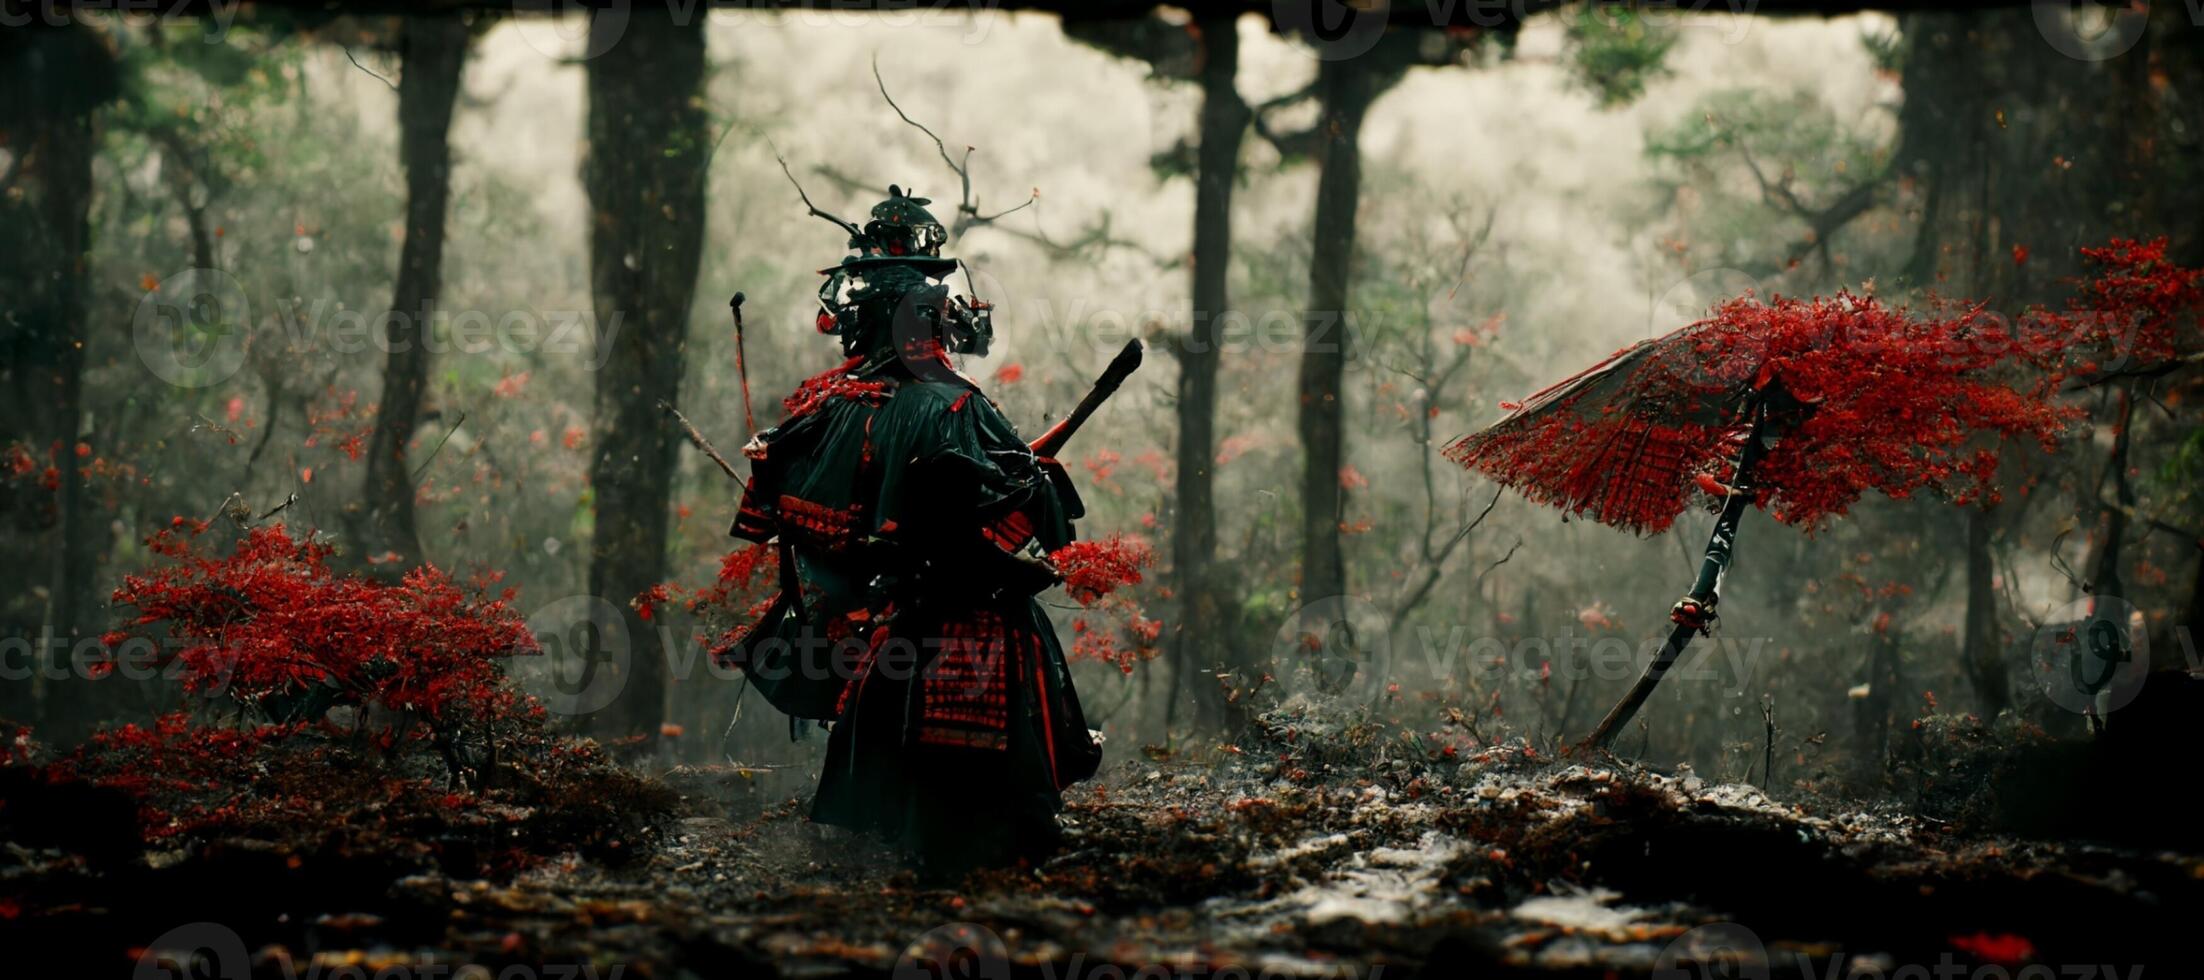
47, 713, 320, 840
33, 709, 675, 869
16, 524, 678, 864
102, 522, 541, 730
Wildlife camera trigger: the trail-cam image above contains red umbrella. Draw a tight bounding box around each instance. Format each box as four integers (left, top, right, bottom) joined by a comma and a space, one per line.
1447, 291, 2075, 750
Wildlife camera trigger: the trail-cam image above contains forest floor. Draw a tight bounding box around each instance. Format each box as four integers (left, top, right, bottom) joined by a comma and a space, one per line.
7, 699, 2199, 979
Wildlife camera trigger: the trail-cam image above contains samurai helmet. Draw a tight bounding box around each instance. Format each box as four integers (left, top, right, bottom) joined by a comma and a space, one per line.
862, 185, 947, 259
811, 185, 987, 363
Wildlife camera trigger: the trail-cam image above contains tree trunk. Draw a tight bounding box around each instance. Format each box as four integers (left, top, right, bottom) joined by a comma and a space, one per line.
1855, 613, 1902, 779
2182, 543, 2203, 662
0, 26, 114, 729
360, 18, 470, 572
1295, 52, 1379, 619
1895, 9, 2115, 715
581, 12, 709, 742
1961, 506, 2007, 717
2087, 390, 2135, 603
1173, 13, 1250, 728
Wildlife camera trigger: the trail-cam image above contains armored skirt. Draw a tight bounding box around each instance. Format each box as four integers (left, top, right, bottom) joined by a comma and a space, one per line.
721, 362, 1101, 869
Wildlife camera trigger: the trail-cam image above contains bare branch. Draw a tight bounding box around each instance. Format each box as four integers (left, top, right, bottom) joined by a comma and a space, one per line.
343, 46, 399, 92
1734, 141, 1887, 277
1389, 487, 1504, 625
767, 135, 863, 240
871, 54, 1043, 238
972, 193, 1039, 224
872, 52, 964, 184
409, 410, 468, 487
1474, 536, 1525, 591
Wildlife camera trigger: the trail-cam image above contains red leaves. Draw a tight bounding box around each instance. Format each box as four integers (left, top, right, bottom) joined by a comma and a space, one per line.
303, 387, 371, 461
1447, 290, 2078, 533
50, 712, 315, 839
1051, 535, 1162, 674
2061, 236, 2203, 374
1051, 535, 1153, 606
1721, 293, 2074, 527
652, 544, 781, 666
641, 543, 776, 622
103, 524, 540, 727
1950, 931, 2036, 966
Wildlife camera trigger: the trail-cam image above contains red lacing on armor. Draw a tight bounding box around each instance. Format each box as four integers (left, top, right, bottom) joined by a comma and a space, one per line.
901, 337, 953, 371
831, 609, 1041, 754
916, 611, 1024, 751
782, 356, 893, 418
777, 494, 864, 550
981, 510, 1036, 554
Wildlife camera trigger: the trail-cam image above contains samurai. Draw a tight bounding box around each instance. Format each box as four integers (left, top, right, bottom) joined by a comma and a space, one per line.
716, 186, 1103, 874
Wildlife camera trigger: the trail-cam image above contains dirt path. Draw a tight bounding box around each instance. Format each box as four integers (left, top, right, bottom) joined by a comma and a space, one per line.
10, 744, 2197, 978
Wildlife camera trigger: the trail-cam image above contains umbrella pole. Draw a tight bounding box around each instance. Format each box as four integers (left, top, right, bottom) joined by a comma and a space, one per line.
1579, 409, 1770, 752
